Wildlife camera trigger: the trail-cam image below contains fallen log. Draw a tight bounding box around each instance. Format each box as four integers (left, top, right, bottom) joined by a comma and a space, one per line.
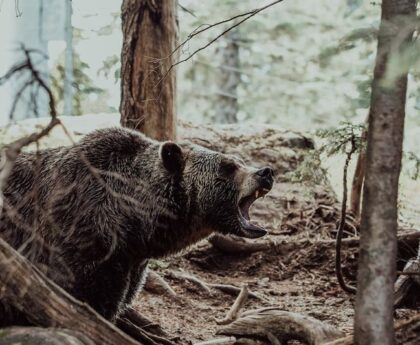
0, 237, 141, 345
217, 307, 344, 345
0, 327, 95, 345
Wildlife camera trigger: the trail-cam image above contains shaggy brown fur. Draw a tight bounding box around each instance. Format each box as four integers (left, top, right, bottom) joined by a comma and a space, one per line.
0, 127, 273, 323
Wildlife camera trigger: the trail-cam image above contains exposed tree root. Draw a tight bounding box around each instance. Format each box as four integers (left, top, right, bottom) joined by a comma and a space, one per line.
208, 231, 420, 256
208, 284, 264, 301
116, 316, 176, 345
167, 269, 212, 294
394, 244, 420, 308
217, 307, 344, 345
166, 269, 263, 300
119, 307, 170, 338
216, 285, 249, 325
209, 235, 274, 254
144, 270, 178, 299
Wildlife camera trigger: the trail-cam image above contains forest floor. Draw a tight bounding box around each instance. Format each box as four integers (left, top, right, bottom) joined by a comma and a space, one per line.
131, 121, 419, 343
2, 114, 419, 344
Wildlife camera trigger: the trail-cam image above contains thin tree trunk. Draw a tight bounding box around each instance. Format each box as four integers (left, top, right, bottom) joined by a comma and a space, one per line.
63, 0, 74, 116
120, 0, 177, 141
349, 124, 367, 219
215, 28, 240, 124
354, 1, 416, 345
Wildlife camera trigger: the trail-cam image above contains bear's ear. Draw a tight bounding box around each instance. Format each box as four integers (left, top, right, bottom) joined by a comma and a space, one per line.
159, 141, 185, 174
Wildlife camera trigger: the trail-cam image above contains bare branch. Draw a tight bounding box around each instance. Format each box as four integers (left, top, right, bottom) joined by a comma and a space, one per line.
157, 0, 285, 85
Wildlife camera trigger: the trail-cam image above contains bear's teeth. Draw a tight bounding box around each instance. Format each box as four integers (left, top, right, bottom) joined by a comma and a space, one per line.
255, 190, 259, 199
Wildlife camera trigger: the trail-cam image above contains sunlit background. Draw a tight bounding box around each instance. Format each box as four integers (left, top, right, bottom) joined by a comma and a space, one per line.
0, 0, 419, 224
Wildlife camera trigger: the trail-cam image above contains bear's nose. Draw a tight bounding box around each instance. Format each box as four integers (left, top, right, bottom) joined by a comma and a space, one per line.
256, 167, 274, 179
256, 167, 274, 190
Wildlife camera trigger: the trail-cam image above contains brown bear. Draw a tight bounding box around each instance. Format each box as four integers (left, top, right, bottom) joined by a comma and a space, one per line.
0, 127, 274, 324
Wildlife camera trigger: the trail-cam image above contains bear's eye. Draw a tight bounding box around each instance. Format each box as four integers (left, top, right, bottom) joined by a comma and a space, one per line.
219, 160, 238, 176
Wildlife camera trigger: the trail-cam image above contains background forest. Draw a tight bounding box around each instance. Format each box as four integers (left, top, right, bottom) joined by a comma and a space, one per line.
0, 1, 420, 345
2, 0, 419, 225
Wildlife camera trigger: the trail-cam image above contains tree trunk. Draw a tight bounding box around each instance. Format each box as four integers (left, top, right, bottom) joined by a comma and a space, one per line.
354, 1, 416, 345
120, 0, 177, 141
215, 28, 240, 124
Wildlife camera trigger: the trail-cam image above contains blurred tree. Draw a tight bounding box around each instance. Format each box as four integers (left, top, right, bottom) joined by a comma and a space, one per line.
120, 0, 178, 141
354, 1, 417, 345
51, 52, 104, 115
214, 28, 240, 124
63, 0, 74, 116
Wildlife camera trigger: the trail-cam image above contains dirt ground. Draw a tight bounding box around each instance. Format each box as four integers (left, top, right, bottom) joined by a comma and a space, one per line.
129, 123, 419, 344
2, 116, 418, 344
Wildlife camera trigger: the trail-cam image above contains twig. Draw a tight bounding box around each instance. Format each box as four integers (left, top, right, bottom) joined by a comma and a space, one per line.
194, 337, 236, 345
216, 285, 249, 325
0, 47, 60, 195
158, 0, 285, 85
335, 134, 357, 294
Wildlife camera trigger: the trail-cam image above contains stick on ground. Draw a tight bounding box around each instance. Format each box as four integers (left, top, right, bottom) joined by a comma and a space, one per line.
216, 285, 249, 325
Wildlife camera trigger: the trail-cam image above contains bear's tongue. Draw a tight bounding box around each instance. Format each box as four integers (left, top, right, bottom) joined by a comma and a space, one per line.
238, 190, 268, 239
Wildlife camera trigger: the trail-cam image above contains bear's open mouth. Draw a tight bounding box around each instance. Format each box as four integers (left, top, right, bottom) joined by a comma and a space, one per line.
237, 188, 271, 239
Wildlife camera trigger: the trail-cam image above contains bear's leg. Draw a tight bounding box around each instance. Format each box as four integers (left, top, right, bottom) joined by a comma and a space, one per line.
123, 259, 149, 309
71, 258, 131, 321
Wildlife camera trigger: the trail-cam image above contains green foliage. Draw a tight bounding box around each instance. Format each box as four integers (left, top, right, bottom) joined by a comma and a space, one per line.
51, 52, 104, 115
316, 122, 366, 157
97, 55, 120, 82
287, 150, 329, 185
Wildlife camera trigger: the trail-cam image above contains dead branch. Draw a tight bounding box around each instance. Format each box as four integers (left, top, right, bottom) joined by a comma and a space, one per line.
216, 285, 249, 325
0, 47, 60, 195
159, 0, 285, 84
218, 307, 344, 345
335, 134, 357, 294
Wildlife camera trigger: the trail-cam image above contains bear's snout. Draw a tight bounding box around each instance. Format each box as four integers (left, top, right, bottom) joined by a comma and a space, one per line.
255, 166, 274, 190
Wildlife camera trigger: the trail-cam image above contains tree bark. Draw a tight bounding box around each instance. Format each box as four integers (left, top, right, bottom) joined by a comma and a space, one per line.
0, 237, 141, 345
0, 327, 95, 345
120, 0, 177, 141
215, 28, 240, 124
354, 1, 416, 345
